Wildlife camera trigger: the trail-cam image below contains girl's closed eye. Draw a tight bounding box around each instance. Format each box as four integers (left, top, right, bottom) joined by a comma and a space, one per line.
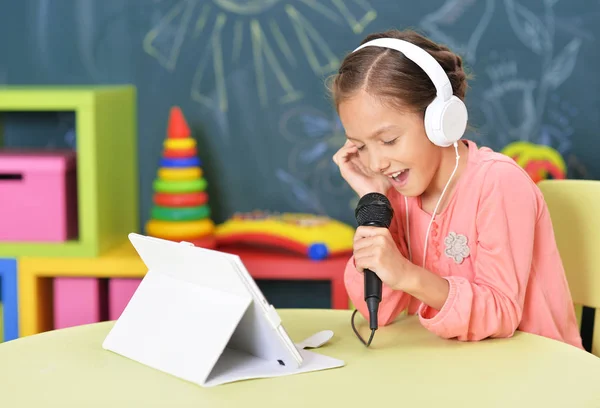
383, 137, 398, 146
356, 144, 366, 151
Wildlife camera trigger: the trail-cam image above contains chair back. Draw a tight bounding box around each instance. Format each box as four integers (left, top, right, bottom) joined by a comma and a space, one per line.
538, 179, 600, 355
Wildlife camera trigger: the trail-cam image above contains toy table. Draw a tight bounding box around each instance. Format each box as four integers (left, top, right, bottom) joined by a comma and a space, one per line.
1, 310, 599, 407
218, 244, 349, 310
18, 241, 350, 336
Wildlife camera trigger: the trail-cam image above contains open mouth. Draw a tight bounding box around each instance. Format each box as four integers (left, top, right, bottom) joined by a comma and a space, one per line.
389, 169, 410, 187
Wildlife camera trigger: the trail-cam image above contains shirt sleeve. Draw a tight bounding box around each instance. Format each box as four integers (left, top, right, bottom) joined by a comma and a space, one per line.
418, 162, 538, 340
345, 191, 413, 326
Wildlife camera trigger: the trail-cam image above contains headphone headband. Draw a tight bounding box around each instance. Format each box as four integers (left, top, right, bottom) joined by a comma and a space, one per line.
353, 38, 453, 101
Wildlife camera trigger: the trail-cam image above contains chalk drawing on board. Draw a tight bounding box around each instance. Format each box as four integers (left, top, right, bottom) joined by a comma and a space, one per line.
474, 0, 584, 160
212, 0, 282, 14
143, 0, 196, 72
275, 169, 327, 214
248, 17, 304, 108
483, 77, 537, 146
330, 0, 378, 34
279, 105, 355, 215
540, 94, 579, 154
420, 0, 495, 63
280, 106, 345, 177
542, 38, 582, 90
143, 0, 378, 112
504, 0, 552, 55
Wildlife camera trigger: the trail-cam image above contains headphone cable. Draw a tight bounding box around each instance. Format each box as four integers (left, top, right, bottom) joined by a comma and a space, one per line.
351, 309, 376, 347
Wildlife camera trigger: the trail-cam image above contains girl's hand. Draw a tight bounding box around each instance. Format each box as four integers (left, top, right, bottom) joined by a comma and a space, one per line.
332, 140, 390, 198
353, 226, 410, 291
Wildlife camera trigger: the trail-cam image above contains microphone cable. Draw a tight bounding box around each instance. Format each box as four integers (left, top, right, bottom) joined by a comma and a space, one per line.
351, 309, 375, 347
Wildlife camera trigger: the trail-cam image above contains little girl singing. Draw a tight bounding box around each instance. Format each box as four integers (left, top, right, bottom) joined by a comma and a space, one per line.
331, 29, 582, 349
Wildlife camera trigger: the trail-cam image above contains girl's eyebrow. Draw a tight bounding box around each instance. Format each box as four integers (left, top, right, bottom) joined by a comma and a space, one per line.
346, 124, 398, 142
368, 124, 398, 139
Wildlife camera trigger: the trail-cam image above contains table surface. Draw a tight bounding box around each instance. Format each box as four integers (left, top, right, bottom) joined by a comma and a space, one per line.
1, 309, 599, 408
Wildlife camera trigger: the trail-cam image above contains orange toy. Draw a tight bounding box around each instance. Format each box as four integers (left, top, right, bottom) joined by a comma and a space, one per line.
144, 106, 216, 248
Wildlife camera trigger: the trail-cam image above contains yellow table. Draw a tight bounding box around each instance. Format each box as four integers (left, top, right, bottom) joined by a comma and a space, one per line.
1, 309, 599, 407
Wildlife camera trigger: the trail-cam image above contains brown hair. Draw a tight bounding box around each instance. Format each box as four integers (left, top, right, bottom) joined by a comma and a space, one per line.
328, 29, 470, 114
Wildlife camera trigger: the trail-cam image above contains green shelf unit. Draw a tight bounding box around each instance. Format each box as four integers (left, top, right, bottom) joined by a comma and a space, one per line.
0, 86, 139, 257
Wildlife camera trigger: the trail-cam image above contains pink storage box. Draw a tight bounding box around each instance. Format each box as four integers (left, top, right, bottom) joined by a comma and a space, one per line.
53, 278, 107, 329
0, 150, 78, 242
108, 278, 142, 320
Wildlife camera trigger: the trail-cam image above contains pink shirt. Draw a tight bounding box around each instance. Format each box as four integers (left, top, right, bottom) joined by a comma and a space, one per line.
345, 140, 583, 349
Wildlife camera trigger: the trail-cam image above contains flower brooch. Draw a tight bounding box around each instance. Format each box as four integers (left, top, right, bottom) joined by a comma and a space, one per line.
444, 232, 470, 264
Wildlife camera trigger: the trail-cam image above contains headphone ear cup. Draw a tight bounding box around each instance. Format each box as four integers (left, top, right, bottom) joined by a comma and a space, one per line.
424, 97, 448, 147
424, 96, 468, 147
443, 96, 468, 144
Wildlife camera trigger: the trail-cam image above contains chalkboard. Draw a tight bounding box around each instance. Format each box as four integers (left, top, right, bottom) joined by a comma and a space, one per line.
1, 0, 598, 228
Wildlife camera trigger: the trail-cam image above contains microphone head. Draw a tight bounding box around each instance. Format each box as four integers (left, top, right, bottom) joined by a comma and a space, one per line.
355, 192, 394, 228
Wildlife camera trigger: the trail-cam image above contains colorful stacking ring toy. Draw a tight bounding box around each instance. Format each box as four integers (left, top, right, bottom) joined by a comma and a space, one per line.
163, 147, 198, 158
146, 218, 215, 240
160, 157, 201, 168
164, 138, 196, 150
158, 167, 203, 181
153, 192, 208, 207
151, 205, 211, 221
153, 178, 207, 193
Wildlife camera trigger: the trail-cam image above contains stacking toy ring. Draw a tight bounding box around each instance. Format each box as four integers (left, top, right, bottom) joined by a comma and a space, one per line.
164, 138, 196, 150
163, 147, 197, 158
153, 192, 208, 207
146, 219, 215, 240
160, 157, 201, 168
153, 178, 207, 193
189, 235, 217, 249
158, 167, 203, 181
151, 205, 211, 221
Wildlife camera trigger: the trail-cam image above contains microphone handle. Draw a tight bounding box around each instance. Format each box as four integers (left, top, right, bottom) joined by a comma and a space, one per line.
360, 220, 386, 330
364, 269, 382, 301
363, 218, 385, 302
364, 269, 382, 330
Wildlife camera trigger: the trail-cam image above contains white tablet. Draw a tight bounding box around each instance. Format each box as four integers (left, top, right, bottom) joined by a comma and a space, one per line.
102, 233, 311, 386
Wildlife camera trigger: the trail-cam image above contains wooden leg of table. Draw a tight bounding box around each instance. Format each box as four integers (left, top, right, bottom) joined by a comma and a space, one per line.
37, 277, 54, 334
331, 276, 348, 309
18, 264, 37, 337
19, 264, 53, 337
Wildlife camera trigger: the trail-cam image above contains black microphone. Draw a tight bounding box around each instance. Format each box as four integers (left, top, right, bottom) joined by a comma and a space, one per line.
354, 192, 394, 334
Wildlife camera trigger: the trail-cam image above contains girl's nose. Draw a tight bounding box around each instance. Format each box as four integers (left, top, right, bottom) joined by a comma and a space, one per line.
369, 153, 390, 174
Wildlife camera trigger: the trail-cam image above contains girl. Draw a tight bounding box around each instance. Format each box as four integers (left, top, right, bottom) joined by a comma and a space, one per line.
331, 29, 582, 349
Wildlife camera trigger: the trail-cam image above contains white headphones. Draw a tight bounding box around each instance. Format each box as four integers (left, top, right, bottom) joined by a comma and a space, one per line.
353, 37, 468, 148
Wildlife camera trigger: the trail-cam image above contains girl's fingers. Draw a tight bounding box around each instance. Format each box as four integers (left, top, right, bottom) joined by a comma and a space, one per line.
333, 143, 358, 165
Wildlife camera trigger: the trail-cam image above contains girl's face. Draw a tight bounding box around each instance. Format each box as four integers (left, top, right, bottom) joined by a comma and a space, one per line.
338, 89, 442, 197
